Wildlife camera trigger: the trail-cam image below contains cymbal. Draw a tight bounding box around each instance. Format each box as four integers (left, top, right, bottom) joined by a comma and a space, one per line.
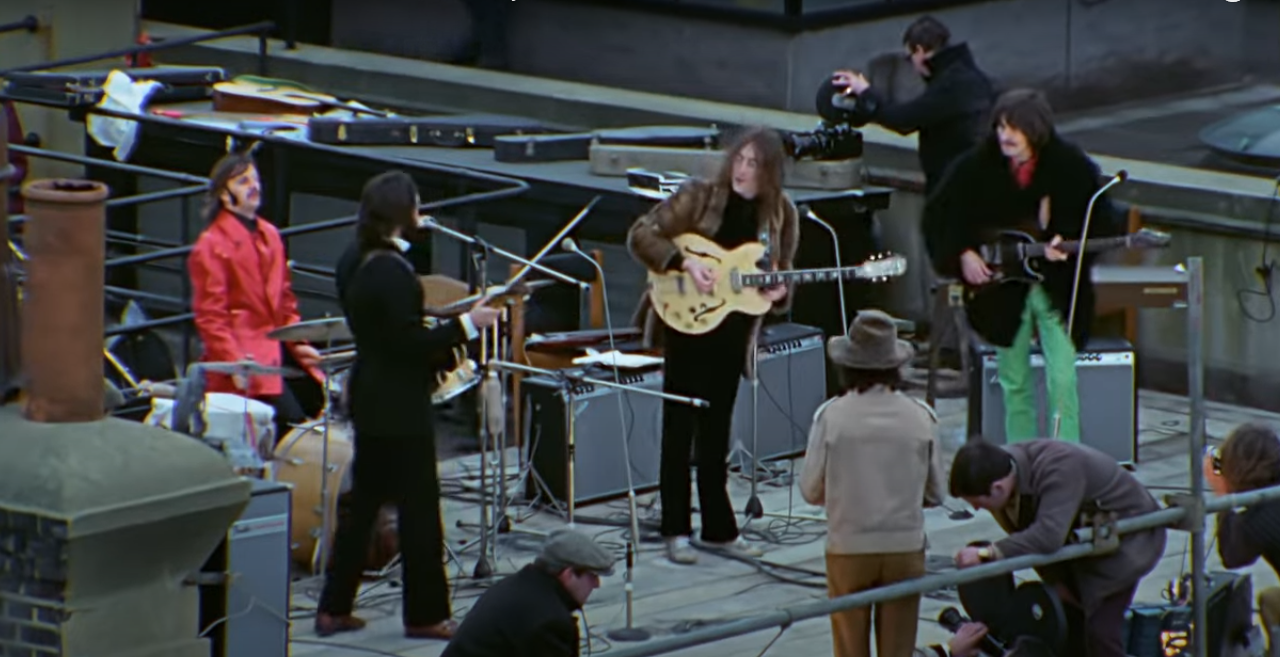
424, 280, 555, 318
202, 360, 303, 377
320, 350, 356, 368
267, 317, 352, 343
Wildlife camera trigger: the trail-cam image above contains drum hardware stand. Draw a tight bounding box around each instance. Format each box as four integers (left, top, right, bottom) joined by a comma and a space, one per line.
489, 358, 704, 641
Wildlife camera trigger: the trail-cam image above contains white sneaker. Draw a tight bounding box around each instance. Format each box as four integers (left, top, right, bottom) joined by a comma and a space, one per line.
705, 537, 763, 558
665, 536, 698, 565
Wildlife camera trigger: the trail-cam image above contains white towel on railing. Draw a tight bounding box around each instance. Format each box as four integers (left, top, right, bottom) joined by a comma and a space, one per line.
86, 70, 162, 161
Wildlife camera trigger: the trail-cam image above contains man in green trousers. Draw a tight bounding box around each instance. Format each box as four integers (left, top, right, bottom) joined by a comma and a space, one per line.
924, 88, 1117, 442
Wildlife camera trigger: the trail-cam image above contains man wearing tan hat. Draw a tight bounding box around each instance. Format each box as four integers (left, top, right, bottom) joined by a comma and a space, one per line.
800, 310, 946, 657
442, 529, 616, 657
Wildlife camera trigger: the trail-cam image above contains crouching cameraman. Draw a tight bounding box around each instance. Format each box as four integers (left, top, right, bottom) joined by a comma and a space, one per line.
915, 621, 1053, 657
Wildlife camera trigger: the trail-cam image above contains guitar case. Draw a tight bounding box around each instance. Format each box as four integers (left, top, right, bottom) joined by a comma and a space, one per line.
492, 125, 722, 163
1, 65, 227, 108
308, 113, 557, 147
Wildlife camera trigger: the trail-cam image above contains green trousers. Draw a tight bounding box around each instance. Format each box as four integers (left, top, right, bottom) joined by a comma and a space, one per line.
995, 285, 1080, 442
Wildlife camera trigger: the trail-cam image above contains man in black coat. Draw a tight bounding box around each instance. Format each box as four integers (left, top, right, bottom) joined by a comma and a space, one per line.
820, 15, 995, 194
923, 89, 1119, 444
443, 529, 617, 657
315, 171, 501, 640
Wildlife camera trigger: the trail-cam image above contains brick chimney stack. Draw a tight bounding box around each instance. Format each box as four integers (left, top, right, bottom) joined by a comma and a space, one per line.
19, 178, 109, 422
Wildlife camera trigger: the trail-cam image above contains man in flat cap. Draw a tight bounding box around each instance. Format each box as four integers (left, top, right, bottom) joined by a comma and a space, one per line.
442, 529, 616, 657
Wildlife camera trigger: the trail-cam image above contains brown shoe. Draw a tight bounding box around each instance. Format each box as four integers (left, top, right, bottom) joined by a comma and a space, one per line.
405, 619, 457, 640
314, 612, 366, 637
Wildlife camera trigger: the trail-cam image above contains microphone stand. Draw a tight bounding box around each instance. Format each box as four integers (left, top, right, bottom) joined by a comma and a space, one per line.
1053, 171, 1127, 439
798, 205, 848, 332
507, 196, 601, 287
485, 359, 706, 643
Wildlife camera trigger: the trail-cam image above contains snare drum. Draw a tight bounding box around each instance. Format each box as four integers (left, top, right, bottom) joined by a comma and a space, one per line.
273, 420, 398, 574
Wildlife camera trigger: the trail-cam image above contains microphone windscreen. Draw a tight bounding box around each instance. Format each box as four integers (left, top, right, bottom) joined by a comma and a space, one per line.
483, 373, 504, 436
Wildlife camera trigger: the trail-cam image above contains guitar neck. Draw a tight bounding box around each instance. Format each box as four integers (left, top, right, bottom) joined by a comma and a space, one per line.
741, 267, 863, 287
1024, 235, 1133, 258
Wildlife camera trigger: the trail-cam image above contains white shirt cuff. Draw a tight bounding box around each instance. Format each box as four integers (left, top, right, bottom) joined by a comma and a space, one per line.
459, 313, 479, 340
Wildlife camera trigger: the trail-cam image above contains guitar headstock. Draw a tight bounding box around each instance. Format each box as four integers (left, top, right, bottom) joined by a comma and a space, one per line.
857, 253, 908, 281
1130, 227, 1172, 249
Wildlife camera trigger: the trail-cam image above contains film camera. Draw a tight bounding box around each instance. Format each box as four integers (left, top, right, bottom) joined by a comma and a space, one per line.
783, 122, 864, 161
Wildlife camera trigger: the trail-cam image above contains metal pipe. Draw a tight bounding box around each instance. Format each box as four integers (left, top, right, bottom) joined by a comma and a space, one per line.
104, 313, 193, 337
9, 144, 209, 185
0, 21, 277, 75
1187, 256, 1208, 657
606, 541, 1105, 657
104, 286, 188, 309
105, 184, 207, 209
0, 130, 18, 396
20, 179, 109, 422
0, 15, 38, 35
280, 186, 529, 238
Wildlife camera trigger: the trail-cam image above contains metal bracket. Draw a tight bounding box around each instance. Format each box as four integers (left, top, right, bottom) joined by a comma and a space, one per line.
1084, 511, 1121, 554
1163, 493, 1203, 532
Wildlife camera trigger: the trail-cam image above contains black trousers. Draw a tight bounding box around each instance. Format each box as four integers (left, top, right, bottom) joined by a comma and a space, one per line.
1059, 579, 1139, 657
659, 313, 753, 542
318, 432, 451, 627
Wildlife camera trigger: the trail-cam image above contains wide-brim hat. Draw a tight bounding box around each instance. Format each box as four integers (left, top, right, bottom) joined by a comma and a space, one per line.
827, 309, 915, 370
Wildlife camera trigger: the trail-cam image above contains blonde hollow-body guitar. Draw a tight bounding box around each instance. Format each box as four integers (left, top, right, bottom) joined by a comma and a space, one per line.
648, 233, 908, 335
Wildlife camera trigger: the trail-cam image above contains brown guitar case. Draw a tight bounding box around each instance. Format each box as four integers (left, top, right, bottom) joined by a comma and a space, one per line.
1, 65, 226, 108
308, 113, 557, 147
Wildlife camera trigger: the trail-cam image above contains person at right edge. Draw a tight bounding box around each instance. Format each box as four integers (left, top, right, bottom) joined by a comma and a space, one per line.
626, 126, 799, 565
923, 88, 1119, 443
949, 438, 1166, 657
1207, 423, 1280, 652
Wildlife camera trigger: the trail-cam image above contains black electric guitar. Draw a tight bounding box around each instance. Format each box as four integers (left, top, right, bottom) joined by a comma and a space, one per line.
973, 227, 1171, 285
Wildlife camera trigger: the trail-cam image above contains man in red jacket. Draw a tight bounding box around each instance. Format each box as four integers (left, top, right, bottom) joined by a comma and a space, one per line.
188, 150, 324, 446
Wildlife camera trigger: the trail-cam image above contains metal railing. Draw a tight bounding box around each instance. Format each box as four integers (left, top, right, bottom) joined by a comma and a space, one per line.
556, 0, 991, 31
0, 21, 277, 77
608, 258, 1214, 657
0, 15, 38, 37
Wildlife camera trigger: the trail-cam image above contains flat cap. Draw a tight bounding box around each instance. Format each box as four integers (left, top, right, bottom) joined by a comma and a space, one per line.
537, 529, 616, 576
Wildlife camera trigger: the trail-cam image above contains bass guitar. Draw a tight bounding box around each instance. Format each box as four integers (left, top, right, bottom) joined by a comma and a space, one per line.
648, 233, 907, 335
974, 227, 1171, 285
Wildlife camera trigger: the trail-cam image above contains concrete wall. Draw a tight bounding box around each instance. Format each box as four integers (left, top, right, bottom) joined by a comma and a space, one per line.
0, 0, 139, 179
329, 0, 1261, 113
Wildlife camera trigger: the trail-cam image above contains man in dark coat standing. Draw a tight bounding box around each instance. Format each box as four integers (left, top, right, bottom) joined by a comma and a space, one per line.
949, 438, 1167, 657
923, 89, 1119, 442
443, 529, 617, 657
820, 15, 995, 194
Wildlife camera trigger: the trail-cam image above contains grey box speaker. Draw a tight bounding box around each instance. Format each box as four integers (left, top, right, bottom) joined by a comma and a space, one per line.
200, 479, 292, 657
967, 336, 1137, 464
730, 323, 828, 466
523, 367, 664, 507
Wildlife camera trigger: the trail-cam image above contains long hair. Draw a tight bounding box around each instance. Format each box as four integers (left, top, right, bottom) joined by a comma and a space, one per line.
1220, 423, 1280, 493
715, 126, 786, 209
201, 151, 256, 224
356, 170, 420, 254
985, 88, 1056, 154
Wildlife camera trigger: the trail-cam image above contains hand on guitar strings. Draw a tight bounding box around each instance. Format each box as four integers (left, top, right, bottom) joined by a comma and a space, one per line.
1044, 235, 1068, 262
760, 284, 788, 303
682, 258, 717, 293
960, 250, 993, 286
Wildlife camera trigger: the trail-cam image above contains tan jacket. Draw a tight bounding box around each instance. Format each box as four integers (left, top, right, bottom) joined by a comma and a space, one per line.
625, 177, 799, 379
800, 387, 946, 555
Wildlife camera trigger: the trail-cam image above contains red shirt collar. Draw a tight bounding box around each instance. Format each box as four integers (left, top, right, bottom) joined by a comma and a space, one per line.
1010, 156, 1037, 189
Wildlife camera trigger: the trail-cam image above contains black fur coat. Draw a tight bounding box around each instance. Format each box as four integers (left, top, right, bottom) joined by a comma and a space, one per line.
923, 133, 1119, 350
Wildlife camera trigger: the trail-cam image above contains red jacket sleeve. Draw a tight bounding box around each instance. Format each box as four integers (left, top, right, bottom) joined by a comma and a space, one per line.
188, 238, 243, 361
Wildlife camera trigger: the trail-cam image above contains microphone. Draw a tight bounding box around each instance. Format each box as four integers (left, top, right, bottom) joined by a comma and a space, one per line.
797, 204, 848, 331
560, 237, 580, 254
938, 607, 1007, 657
482, 369, 504, 438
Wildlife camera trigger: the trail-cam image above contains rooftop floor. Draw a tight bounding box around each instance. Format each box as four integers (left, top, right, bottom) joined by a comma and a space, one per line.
280, 388, 1280, 657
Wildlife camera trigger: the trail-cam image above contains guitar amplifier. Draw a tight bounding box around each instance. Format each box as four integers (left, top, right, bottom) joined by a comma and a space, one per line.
967, 336, 1137, 464
730, 322, 828, 466
522, 366, 664, 508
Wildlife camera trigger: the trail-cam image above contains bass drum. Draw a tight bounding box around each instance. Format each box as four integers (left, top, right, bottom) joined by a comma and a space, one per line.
274, 420, 399, 574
